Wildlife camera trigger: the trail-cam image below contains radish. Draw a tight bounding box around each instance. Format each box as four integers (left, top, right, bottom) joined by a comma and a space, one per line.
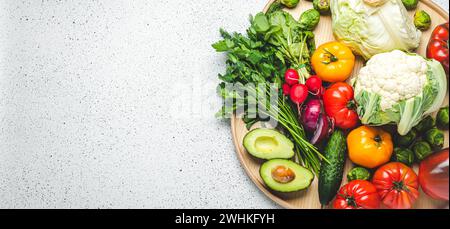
305, 75, 322, 95
289, 84, 308, 104
282, 83, 291, 96
284, 69, 299, 86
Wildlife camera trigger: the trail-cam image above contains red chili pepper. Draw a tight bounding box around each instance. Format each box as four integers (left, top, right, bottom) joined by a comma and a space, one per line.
427, 22, 449, 74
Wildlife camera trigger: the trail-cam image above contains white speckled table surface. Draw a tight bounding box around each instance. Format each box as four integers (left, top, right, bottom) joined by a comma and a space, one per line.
0, 0, 448, 209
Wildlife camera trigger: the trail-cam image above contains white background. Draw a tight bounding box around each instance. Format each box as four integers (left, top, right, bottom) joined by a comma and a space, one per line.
0, 0, 448, 208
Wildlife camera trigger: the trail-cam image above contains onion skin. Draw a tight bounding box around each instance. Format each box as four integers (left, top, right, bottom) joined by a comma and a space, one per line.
302, 99, 322, 132
301, 98, 332, 143
311, 114, 330, 144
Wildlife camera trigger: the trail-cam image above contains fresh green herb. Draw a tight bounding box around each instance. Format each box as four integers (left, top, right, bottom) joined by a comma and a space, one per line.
266, 1, 285, 15
248, 11, 316, 83
212, 10, 324, 173
212, 29, 284, 85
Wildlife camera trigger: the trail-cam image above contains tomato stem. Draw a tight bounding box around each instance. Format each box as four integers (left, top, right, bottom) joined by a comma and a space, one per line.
321, 48, 338, 64
345, 196, 358, 208
374, 135, 382, 143
392, 181, 409, 192
347, 100, 356, 110
373, 135, 383, 148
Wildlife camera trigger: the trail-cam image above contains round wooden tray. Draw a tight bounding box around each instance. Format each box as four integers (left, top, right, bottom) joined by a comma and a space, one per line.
231, 0, 449, 209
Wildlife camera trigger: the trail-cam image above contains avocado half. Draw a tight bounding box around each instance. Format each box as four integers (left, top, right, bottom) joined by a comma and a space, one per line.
243, 128, 295, 160
260, 159, 314, 192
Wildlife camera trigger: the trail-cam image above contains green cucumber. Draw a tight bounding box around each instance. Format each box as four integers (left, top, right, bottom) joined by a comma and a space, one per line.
318, 130, 347, 207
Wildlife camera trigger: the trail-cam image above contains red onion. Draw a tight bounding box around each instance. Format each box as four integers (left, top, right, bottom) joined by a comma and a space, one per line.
301, 98, 333, 144
301, 99, 322, 132
311, 114, 331, 144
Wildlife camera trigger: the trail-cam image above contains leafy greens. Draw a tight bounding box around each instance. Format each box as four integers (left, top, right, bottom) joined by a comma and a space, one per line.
330, 0, 421, 60
212, 9, 324, 173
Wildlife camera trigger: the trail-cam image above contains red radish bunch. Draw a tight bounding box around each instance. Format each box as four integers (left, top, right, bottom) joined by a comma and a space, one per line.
284, 69, 300, 85
282, 83, 291, 96
305, 75, 322, 95
283, 69, 324, 104
282, 69, 332, 144
290, 84, 308, 104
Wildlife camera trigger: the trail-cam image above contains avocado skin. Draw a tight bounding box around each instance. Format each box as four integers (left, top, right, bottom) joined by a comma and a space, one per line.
259, 159, 314, 193
318, 130, 347, 206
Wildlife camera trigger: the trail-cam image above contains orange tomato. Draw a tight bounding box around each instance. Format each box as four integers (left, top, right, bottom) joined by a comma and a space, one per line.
347, 126, 394, 169
311, 42, 355, 82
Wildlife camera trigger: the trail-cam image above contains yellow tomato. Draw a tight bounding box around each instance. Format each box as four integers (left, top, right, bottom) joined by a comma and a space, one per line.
347, 126, 394, 169
311, 42, 355, 83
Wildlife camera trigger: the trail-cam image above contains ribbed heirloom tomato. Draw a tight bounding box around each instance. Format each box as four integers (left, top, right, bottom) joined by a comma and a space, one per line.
311, 42, 355, 83
323, 82, 359, 129
372, 162, 419, 209
333, 180, 381, 209
347, 126, 393, 169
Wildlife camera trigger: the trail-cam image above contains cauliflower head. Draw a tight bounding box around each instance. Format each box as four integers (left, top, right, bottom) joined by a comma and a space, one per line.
354, 50, 447, 135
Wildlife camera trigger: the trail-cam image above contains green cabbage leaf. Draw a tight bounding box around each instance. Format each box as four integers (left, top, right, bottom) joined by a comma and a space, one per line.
330, 0, 421, 59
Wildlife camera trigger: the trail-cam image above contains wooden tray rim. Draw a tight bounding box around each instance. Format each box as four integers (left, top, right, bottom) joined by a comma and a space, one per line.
230, 0, 449, 209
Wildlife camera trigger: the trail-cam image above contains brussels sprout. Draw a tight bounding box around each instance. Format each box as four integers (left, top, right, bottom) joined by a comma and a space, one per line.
267, 1, 284, 14
299, 9, 321, 31
436, 106, 449, 130
401, 0, 418, 10
394, 129, 417, 147
347, 167, 371, 182
414, 10, 431, 31
425, 128, 445, 150
280, 0, 300, 8
313, 0, 330, 15
414, 115, 436, 132
412, 141, 433, 161
392, 147, 415, 166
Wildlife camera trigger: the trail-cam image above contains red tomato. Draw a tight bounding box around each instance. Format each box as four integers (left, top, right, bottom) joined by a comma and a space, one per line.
333, 180, 381, 209
372, 162, 419, 209
427, 23, 449, 74
323, 82, 359, 129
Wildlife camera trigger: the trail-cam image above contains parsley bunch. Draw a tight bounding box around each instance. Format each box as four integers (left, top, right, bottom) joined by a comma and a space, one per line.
212, 10, 324, 173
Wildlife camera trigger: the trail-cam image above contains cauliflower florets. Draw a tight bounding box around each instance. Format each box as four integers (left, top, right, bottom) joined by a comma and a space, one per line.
355, 50, 428, 111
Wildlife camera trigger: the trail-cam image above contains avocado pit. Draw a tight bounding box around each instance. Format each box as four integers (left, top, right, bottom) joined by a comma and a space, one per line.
260, 159, 314, 192
271, 165, 296, 183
